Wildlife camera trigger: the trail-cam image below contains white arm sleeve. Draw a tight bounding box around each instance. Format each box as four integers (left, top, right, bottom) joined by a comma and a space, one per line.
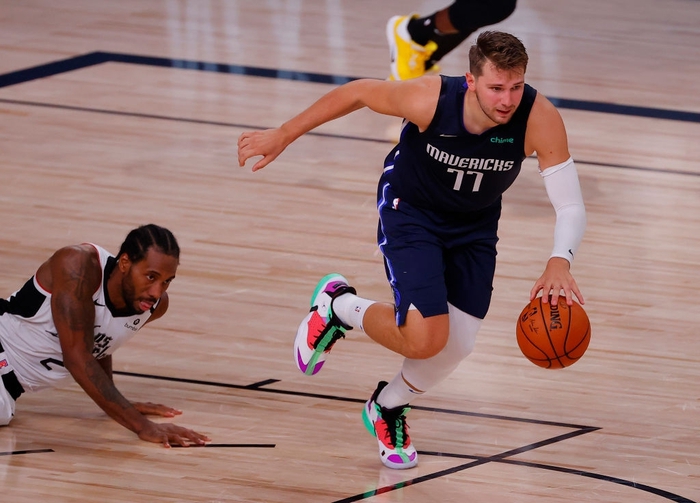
540, 157, 586, 264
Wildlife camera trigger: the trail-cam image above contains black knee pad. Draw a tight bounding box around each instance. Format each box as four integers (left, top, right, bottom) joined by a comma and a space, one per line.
448, 0, 517, 34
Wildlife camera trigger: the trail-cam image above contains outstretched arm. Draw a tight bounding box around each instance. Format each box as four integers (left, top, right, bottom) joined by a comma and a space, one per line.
97, 353, 183, 418
525, 95, 586, 306
237, 76, 441, 171
42, 246, 209, 447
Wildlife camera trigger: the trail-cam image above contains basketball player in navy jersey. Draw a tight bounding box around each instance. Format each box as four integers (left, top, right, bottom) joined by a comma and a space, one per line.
0, 224, 210, 447
238, 31, 586, 469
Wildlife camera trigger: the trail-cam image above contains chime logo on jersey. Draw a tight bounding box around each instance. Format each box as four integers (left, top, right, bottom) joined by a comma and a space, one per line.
426, 143, 514, 171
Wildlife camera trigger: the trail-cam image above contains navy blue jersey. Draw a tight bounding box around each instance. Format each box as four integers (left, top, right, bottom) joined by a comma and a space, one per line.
383, 76, 537, 215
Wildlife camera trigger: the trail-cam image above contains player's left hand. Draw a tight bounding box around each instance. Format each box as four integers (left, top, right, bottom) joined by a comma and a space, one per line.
137, 420, 211, 447
132, 401, 182, 418
530, 257, 584, 306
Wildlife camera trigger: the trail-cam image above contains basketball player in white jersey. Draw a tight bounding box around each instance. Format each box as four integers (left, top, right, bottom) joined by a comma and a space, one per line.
0, 224, 210, 447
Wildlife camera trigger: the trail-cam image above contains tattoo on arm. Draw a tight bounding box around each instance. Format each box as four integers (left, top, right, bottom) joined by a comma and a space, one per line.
61, 260, 98, 335
85, 358, 125, 405
97, 355, 113, 381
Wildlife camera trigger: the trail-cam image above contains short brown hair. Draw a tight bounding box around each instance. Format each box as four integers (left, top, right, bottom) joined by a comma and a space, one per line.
469, 31, 528, 76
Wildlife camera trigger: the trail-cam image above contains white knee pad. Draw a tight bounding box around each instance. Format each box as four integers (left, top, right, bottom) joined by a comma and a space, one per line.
400, 303, 482, 392
445, 302, 480, 358
0, 389, 15, 427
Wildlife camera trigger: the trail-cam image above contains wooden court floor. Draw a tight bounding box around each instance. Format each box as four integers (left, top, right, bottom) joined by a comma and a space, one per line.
1, 1, 699, 501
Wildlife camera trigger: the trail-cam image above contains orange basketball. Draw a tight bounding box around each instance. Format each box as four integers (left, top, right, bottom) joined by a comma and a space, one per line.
516, 296, 590, 369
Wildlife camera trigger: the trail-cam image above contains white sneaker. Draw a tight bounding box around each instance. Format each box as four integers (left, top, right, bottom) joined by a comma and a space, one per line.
362, 381, 418, 469
294, 274, 355, 376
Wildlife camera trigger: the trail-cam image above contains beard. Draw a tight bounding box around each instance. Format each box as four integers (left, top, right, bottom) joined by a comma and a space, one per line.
120, 274, 143, 315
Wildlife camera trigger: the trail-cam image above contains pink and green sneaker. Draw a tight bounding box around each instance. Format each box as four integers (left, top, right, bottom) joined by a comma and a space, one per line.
294, 273, 355, 376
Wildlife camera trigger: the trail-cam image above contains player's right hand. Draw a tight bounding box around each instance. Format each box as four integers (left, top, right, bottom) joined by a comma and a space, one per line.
237, 128, 289, 172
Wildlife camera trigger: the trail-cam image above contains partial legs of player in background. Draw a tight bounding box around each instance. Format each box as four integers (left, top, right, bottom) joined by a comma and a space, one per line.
387, 0, 517, 80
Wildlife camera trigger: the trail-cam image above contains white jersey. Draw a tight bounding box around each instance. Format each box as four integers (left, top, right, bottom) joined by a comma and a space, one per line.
0, 244, 156, 392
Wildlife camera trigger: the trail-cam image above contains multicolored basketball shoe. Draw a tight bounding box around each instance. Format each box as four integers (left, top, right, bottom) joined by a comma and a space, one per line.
362, 381, 418, 469
386, 14, 438, 81
294, 273, 356, 376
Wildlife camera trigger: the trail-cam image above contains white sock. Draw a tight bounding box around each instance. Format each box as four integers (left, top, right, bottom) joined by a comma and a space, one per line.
377, 372, 424, 409
331, 293, 375, 331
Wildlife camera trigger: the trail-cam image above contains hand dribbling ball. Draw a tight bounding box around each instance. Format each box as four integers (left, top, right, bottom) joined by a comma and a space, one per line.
516, 296, 591, 369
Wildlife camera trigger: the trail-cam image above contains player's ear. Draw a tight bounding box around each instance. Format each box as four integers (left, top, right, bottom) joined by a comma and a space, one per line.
465, 72, 475, 89
117, 253, 131, 272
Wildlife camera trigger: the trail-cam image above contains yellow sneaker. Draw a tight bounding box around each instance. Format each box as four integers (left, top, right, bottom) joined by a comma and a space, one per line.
386, 15, 438, 81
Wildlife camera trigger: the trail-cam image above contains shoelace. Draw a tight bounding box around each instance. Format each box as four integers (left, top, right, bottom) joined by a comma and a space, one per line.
312, 317, 347, 351
380, 406, 411, 447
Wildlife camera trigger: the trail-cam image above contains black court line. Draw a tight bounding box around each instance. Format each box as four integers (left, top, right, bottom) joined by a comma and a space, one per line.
0, 52, 358, 89
0, 51, 698, 124
0, 448, 54, 456
171, 443, 275, 449
0, 97, 398, 145
337, 428, 598, 503
0, 97, 697, 179
350, 452, 695, 503
114, 370, 590, 428
498, 459, 696, 503
114, 371, 695, 503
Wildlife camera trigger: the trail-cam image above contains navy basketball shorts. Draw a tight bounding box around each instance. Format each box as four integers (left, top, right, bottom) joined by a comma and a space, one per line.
377, 182, 501, 326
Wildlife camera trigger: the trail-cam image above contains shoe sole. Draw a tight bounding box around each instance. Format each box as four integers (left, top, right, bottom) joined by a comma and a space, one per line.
362, 399, 377, 437
386, 16, 403, 81
295, 312, 324, 375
